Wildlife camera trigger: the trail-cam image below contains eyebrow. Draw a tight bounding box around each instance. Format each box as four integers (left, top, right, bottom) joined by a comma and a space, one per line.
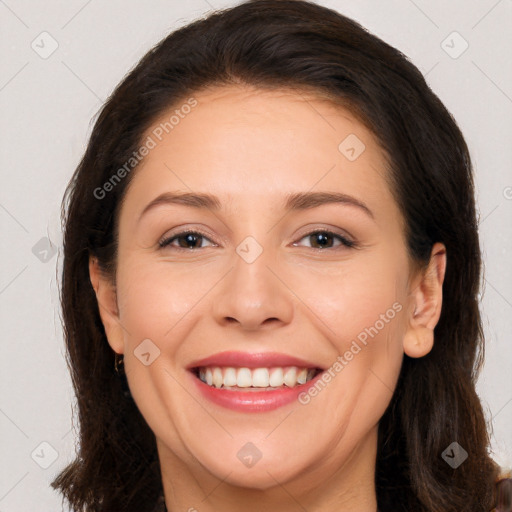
138, 190, 374, 221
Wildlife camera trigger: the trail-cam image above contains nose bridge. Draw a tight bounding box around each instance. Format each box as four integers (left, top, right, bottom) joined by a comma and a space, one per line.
212, 234, 294, 330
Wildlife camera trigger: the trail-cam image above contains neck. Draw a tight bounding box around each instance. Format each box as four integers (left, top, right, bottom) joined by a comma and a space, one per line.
157, 427, 379, 512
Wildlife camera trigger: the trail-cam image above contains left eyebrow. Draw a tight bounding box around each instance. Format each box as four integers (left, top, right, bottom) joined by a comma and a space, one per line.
138, 190, 374, 222
284, 191, 374, 219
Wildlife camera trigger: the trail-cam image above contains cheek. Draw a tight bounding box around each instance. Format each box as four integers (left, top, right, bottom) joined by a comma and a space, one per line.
294, 254, 407, 409
294, 255, 407, 345
115, 255, 207, 341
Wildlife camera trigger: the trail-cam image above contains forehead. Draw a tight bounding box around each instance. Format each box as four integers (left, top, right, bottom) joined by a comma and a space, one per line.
121, 84, 399, 224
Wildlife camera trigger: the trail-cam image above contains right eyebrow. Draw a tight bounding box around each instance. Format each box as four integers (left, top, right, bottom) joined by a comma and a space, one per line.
138, 192, 221, 222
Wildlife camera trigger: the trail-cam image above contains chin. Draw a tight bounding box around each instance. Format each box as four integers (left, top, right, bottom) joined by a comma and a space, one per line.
214, 463, 301, 490
191, 443, 310, 490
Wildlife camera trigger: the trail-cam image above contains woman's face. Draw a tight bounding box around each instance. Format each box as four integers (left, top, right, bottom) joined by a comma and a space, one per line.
92, 85, 437, 497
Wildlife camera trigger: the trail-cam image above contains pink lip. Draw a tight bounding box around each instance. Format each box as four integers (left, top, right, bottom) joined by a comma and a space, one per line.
187, 351, 323, 370
186, 351, 324, 413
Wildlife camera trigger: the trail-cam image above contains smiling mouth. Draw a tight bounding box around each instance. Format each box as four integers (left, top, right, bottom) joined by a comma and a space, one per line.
192, 366, 322, 390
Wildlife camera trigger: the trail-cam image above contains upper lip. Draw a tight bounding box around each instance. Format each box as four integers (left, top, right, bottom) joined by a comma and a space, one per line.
187, 351, 325, 370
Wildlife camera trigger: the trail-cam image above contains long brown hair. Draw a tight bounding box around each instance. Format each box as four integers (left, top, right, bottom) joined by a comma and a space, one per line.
52, 1, 502, 510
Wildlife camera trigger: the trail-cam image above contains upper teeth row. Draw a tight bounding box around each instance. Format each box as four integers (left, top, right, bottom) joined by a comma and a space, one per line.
198, 366, 316, 388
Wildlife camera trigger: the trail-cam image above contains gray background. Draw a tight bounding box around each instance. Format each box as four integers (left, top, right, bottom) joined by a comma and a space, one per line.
0, 0, 511, 510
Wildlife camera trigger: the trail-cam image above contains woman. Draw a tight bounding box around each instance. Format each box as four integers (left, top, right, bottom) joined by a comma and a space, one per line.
51, 0, 510, 510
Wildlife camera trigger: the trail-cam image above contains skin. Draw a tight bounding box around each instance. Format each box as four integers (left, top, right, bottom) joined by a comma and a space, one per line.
90, 85, 446, 512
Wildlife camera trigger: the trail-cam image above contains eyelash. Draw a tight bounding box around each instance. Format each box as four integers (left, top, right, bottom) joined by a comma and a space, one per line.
158, 228, 357, 251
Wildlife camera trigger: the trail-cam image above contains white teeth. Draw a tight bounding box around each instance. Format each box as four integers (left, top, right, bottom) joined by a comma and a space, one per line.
297, 368, 308, 385
224, 367, 237, 387
269, 367, 284, 387
283, 367, 297, 387
252, 368, 270, 387
237, 368, 252, 388
212, 367, 223, 389
197, 365, 318, 389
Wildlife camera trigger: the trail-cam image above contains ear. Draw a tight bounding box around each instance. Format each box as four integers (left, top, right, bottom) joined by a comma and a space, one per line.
89, 256, 125, 355
403, 242, 447, 358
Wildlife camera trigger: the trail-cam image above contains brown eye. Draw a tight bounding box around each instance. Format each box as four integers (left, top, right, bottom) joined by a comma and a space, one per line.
295, 230, 355, 250
159, 231, 215, 250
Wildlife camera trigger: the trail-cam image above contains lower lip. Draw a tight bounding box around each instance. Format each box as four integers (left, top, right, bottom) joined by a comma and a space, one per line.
190, 371, 322, 412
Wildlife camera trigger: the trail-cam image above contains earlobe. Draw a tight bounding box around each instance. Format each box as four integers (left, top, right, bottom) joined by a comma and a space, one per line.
403, 242, 446, 358
403, 327, 434, 358
88, 256, 125, 354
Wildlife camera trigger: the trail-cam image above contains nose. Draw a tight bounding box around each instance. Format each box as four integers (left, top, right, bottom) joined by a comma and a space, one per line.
212, 246, 294, 331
